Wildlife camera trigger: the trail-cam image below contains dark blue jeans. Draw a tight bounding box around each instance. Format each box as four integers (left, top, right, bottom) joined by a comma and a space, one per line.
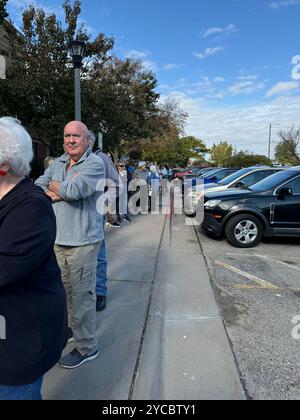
0, 376, 43, 400
96, 215, 107, 297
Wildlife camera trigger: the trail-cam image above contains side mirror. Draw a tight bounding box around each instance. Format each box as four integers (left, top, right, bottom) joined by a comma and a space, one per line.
211, 176, 217, 182
278, 187, 293, 199
235, 181, 245, 188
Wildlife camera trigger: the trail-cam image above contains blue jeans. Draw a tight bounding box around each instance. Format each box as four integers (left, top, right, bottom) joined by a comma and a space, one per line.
96, 216, 107, 297
0, 376, 43, 400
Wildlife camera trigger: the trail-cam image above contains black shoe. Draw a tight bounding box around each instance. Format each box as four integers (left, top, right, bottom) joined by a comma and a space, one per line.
124, 215, 132, 223
59, 348, 99, 369
110, 221, 121, 228
96, 296, 107, 312
68, 327, 74, 343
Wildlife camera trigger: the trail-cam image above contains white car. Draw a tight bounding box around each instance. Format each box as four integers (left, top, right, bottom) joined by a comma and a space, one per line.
184, 166, 285, 216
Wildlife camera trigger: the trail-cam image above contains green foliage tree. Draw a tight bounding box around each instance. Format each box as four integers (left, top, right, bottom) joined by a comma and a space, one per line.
87, 57, 159, 156
275, 127, 300, 165
210, 141, 233, 166
139, 134, 207, 167
0, 0, 160, 157
133, 98, 197, 166
0, 0, 114, 154
227, 151, 272, 167
178, 136, 208, 166
0, 0, 8, 25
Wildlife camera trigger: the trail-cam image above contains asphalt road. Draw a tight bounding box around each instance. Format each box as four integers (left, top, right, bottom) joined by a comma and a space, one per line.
194, 225, 300, 400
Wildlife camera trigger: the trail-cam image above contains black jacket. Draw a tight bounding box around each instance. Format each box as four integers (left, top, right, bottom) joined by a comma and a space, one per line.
0, 178, 68, 386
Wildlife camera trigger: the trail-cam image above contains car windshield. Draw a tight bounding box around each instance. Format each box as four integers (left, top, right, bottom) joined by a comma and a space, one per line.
196, 167, 214, 175
250, 170, 295, 192
218, 167, 257, 185
199, 168, 223, 178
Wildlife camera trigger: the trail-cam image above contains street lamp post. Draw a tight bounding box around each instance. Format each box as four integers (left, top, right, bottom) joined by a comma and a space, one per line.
69, 39, 86, 121
268, 123, 280, 160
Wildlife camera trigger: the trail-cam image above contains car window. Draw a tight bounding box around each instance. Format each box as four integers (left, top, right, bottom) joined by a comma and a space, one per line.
219, 168, 254, 185
281, 176, 300, 194
196, 168, 213, 176
199, 168, 221, 178
250, 170, 297, 192
215, 169, 237, 181
241, 170, 278, 187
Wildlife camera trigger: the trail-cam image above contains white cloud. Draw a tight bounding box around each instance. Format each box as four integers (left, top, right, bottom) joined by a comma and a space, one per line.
214, 77, 226, 83
8, 0, 33, 8
227, 81, 265, 96
125, 50, 149, 60
163, 91, 300, 155
270, 0, 300, 9
8, 0, 64, 25
166, 75, 264, 99
164, 63, 181, 71
142, 60, 157, 72
266, 81, 299, 96
201, 24, 237, 39
194, 46, 224, 60
125, 50, 157, 72
237, 75, 258, 81
8, 0, 60, 16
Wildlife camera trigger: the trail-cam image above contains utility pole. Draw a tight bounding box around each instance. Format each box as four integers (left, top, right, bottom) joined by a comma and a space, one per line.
268, 124, 272, 160
268, 123, 280, 160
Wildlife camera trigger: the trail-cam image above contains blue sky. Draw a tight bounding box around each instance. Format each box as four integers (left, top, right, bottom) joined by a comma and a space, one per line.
7, 0, 300, 157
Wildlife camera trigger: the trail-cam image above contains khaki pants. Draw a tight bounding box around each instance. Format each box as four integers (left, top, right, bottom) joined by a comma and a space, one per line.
54, 243, 100, 355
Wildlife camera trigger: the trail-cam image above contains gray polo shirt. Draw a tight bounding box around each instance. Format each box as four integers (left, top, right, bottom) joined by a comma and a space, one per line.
35, 148, 105, 246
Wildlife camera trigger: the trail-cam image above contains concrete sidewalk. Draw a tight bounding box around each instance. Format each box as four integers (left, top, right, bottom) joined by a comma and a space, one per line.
43, 212, 245, 400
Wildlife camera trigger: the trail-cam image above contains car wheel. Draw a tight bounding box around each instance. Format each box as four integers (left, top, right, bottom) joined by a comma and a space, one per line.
225, 214, 263, 248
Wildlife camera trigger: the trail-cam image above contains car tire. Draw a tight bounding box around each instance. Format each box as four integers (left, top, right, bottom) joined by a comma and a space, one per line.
225, 213, 263, 248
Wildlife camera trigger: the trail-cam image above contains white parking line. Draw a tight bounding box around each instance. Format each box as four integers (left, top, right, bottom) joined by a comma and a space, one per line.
225, 253, 300, 271
215, 260, 278, 290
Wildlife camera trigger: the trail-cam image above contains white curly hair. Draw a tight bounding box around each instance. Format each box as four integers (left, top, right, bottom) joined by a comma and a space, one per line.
0, 117, 33, 176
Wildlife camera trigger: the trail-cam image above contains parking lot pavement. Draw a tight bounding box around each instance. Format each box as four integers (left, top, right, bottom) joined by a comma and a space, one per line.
194, 225, 300, 400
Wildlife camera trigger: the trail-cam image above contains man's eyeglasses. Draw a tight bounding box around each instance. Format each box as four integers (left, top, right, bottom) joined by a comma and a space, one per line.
64, 133, 81, 139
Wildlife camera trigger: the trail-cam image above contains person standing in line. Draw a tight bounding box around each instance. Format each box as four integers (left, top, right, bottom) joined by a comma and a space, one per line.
35, 121, 104, 369
147, 164, 161, 212
0, 117, 67, 400
89, 131, 120, 311
133, 161, 148, 214
117, 162, 132, 223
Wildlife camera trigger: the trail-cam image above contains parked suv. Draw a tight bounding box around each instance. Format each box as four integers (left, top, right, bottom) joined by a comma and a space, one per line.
184, 166, 283, 216
202, 167, 300, 248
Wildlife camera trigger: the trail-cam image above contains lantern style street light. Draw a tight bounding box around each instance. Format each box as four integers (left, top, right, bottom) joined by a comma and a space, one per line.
69, 39, 86, 121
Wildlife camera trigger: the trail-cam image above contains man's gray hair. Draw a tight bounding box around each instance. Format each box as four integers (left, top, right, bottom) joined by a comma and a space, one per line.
0, 117, 33, 176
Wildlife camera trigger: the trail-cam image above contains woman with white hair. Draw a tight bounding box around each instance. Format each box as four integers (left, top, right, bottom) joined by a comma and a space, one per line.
0, 117, 68, 400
